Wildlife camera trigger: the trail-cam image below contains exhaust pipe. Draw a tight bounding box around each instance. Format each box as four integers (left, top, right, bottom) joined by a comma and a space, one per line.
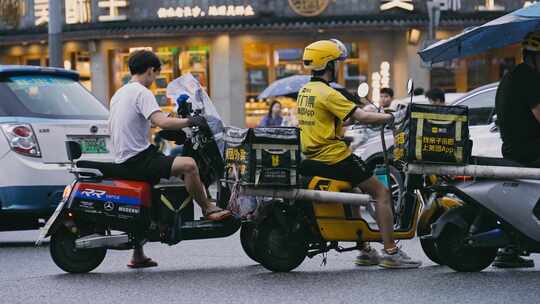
75, 234, 130, 249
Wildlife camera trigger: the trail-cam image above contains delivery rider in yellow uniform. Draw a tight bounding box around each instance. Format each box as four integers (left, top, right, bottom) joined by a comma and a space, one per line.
297, 39, 421, 269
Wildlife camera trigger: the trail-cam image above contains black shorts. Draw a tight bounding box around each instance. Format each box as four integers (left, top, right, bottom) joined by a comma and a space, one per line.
299, 154, 372, 187
121, 145, 175, 184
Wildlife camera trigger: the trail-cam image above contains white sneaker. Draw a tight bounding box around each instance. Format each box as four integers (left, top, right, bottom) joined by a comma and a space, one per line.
354, 247, 381, 266
379, 247, 422, 269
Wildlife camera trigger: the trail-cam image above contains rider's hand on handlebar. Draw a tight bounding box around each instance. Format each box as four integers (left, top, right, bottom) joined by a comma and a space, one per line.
387, 108, 407, 129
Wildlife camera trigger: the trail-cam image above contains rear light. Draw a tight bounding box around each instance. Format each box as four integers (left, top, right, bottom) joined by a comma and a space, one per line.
0, 123, 42, 157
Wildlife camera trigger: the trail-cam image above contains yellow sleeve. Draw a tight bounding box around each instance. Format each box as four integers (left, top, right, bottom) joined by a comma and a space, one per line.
322, 90, 357, 121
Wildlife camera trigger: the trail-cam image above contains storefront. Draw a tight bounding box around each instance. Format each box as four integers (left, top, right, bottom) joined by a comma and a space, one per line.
0, 0, 532, 127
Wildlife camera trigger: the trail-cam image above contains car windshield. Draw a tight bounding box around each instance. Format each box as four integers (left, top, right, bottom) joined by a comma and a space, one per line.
454, 88, 496, 126
0, 75, 108, 119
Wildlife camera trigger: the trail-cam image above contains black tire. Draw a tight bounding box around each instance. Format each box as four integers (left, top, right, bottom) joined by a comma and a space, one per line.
435, 206, 498, 272
418, 208, 445, 265
255, 223, 307, 272
240, 222, 260, 263
50, 228, 106, 274
388, 165, 404, 214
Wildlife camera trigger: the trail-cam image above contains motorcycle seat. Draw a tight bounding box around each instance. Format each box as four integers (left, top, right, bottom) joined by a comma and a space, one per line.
76, 160, 141, 181
470, 156, 523, 167
299, 159, 353, 190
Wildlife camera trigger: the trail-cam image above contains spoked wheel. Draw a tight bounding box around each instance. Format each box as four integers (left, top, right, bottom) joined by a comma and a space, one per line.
255, 223, 307, 272
50, 227, 106, 273
240, 222, 260, 263
435, 206, 498, 272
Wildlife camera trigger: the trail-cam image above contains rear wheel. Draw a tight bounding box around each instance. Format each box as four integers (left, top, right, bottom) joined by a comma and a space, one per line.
240, 222, 260, 263
418, 207, 445, 265
255, 223, 307, 272
50, 227, 106, 273
435, 206, 498, 272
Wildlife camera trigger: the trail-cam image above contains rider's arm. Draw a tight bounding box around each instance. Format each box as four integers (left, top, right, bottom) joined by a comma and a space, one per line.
350, 107, 393, 125
150, 111, 191, 130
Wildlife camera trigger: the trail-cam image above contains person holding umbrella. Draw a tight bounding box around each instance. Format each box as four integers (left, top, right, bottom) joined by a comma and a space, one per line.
493, 31, 540, 268
259, 100, 284, 127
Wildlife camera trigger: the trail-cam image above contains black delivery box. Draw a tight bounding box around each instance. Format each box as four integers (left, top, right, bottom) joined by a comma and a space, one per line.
393, 103, 470, 164
224, 127, 300, 187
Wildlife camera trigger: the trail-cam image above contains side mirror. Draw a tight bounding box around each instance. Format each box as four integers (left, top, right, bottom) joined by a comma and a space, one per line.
407, 79, 414, 95
357, 82, 370, 98
65, 141, 82, 162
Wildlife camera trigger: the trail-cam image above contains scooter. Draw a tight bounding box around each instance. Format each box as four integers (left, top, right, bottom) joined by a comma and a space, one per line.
417, 157, 540, 272
37, 96, 240, 274
239, 80, 428, 272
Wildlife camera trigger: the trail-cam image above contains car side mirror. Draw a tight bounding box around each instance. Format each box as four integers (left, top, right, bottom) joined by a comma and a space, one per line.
65, 141, 82, 162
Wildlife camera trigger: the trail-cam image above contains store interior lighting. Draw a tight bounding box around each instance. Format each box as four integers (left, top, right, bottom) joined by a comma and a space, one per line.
408, 28, 421, 45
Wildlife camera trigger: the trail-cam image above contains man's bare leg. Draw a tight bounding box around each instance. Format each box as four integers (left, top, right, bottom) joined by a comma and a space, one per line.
358, 176, 395, 250
171, 157, 229, 217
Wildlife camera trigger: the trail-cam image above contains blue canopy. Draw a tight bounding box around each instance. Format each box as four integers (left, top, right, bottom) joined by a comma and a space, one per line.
419, 3, 540, 63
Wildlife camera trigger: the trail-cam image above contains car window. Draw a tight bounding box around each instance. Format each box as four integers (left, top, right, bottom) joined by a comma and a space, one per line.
0, 75, 108, 119
457, 88, 496, 126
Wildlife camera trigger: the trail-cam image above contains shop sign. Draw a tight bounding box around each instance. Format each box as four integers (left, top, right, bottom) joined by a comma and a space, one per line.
34, 0, 49, 26
427, 0, 461, 11
157, 5, 255, 19
65, 0, 91, 24
98, 0, 129, 22
476, 0, 505, 11
288, 0, 330, 17
380, 0, 414, 11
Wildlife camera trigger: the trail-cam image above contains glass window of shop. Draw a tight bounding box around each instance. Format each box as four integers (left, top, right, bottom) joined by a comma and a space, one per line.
244, 41, 368, 128
430, 45, 520, 93
111, 45, 210, 114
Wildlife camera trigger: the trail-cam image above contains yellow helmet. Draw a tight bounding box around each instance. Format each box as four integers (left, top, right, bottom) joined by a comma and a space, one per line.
523, 31, 540, 52
303, 39, 348, 71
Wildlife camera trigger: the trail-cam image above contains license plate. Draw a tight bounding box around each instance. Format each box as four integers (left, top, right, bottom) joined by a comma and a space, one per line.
71, 136, 108, 154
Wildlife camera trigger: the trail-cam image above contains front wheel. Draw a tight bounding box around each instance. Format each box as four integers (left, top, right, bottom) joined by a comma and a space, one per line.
435, 206, 498, 272
50, 227, 106, 273
255, 223, 307, 272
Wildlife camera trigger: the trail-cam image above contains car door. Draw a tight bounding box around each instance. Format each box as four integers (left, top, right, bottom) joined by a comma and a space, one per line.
454, 87, 501, 157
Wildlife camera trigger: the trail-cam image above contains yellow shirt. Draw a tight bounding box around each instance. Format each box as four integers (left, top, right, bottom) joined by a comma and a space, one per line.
297, 80, 357, 164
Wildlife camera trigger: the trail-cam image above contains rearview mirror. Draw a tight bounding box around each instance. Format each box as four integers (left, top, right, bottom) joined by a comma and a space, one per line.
407, 79, 414, 95
357, 82, 370, 98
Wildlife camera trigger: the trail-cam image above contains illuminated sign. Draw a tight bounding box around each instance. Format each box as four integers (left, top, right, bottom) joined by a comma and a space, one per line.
34, 0, 49, 26
98, 0, 128, 22
428, 0, 461, 11
157, 5, 255, 19
477, 0, 504, 11
380, 0, 414, 11
65, 0, 91, 24
288, 0, 330, 17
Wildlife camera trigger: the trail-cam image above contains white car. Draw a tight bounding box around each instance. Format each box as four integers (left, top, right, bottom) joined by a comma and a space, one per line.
0, 66, 113, 231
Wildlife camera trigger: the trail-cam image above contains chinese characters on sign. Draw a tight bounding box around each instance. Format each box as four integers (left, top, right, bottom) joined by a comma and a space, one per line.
428, 0, 461, 11
157, 5, 255, 19
34, 0, 49, 26
477, 0, 505, 11
422, 136, 456, 155
380, 0, 414, 11
98, 0, 128, 22
288, 0, 330, 17
65, 0, 91, 24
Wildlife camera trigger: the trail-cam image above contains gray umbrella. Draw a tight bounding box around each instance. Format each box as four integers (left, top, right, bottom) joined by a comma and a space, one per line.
257, 75, 343, 99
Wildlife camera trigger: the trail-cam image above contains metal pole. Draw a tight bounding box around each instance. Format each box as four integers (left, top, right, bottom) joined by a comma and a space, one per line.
407, 163, 540, 180
48, 0, 63, 67
241, 187, 373, 206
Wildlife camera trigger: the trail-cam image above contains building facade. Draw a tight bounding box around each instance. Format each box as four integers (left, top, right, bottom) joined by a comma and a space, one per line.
0, 0, 533, 126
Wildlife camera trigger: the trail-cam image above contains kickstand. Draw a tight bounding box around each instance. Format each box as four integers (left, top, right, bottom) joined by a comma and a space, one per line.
320, 252, 328, 267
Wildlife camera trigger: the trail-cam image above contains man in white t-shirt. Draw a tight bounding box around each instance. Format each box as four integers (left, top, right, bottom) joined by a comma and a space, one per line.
109, 50, 231, 269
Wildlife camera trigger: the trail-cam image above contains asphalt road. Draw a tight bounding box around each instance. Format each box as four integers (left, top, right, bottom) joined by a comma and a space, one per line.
1, 230, 539, 304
